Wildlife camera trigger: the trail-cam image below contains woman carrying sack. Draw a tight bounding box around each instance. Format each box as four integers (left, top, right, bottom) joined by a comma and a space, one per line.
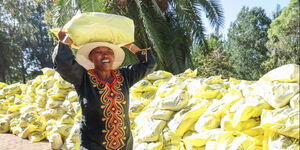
52, 30, 156, 150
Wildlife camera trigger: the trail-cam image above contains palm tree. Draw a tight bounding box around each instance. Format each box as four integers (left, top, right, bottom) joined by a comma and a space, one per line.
48, 0, 224, 74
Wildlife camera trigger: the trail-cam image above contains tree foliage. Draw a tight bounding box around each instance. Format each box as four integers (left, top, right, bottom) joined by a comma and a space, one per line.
192, 34, 234, 78
227, 7, 271, 80
0, 0, 54, 83
263, 0, 300, 70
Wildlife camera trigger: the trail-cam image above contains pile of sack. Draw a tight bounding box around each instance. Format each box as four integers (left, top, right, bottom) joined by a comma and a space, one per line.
0, 64, 299, 150
0, 68, 81, 150
129, 64, 299, 150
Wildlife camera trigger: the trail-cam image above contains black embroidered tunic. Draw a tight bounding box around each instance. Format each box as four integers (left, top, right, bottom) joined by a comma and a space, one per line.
52, 43, 156, 150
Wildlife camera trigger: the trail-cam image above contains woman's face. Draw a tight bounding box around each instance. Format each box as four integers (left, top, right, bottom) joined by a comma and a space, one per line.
89, 46, 115, 71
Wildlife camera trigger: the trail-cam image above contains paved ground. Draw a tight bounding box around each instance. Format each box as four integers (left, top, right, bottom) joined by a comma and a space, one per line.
0, 133, 51, 150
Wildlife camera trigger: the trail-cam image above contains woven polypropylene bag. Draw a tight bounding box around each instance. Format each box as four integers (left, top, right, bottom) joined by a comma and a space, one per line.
51, 12, 134, 48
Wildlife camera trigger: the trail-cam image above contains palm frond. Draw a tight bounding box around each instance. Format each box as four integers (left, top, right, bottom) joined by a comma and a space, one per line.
197, 0, 224, 30
52, 0, 74, 26
134, 0, 183, 72
76, 0, 106, 12
150, 0, 166, 20
169, 0, 206, 46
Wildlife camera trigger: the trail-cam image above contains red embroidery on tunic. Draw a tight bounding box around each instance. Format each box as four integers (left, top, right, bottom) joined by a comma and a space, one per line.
88, 69, 126, 150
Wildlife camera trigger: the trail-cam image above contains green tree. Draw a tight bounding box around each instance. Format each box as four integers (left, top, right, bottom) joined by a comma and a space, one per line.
0, 0, 54, 83
263, 0, 300, 70
48, 0, 224, 74
192, 34, 234, 78
227, 7, 271, 80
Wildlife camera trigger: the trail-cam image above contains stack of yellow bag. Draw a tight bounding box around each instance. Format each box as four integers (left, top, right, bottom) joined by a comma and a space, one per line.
0, 68, 82, 150
130, 64, 299, 150
0, 64, 299, 150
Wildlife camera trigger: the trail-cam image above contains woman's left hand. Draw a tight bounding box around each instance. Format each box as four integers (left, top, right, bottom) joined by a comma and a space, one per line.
123, 43, 141, 54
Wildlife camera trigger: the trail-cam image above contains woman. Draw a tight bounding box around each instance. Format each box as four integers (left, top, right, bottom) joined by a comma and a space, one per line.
52, 31, 156, 150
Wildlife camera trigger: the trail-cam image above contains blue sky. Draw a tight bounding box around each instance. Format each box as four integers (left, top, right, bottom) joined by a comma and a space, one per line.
203, 0, 290, 35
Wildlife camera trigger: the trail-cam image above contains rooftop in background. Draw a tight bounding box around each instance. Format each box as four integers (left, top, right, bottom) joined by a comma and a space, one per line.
203, 0, 290, 36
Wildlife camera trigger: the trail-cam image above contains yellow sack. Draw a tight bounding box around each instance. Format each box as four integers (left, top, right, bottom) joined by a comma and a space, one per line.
186, 78, 202, 95
263, 130, 299, 150
20, 105, 38, 114
136, 119, 166, 143
194, 93, 242, 132
160, 89, 190, 111
243, 126, 264, 138
162, 129, 182, 150
36, 89, 47, 97
2, 83, 21, 97
40, 109, 58, 120
19, 111, 39, 127
177, 69, 197, 78
28, 131, 46, 142
38, 79, 57, 91
8, 103, 26, 113
194, 88, 222, 100
167, 100, 210, 137
182, 129, 226, 147
229, 96, 271, 126
74, 112, 82, 123
56, 124, 73, 140
0, 117, 10, 133
151, 109, 175, 121
0, 90, 5, 99
133, 137, 163, 150
251, 81, 299, 108
144, 70, 173, 81
220, 113, 260, 132
290, 93, 299, 109
31, 116, 47, 132
130, 92, 155, 120
204, 76, 224, 85
46, 119, 57, 133
132, 107, 155, 133
49, 132, 64, 150
66, 91, 78, 102
46, 100, 64, 109
51, 12, 134, 48
60, 114, 74, 125
18, 124, 36, 138
194, 114, 220, 132
64, 123, 80, 150
41, 68, 56, 76
261, 106, 299, 139
205, 140, 218, 150
199, 131, 241, 150
72, 102, 81, 115
260, 64, 299, 83
47, 87, 70, 100
156, 79, 187, 98
62, 100, 73, 113
130, 80, 157, 94
36, 96, 47, 108
30, 75, 43, 90
11, 126, 23, 135
222, 133, 255, 150
0, 82, 7, 89
54, 80, 73, 89
153, 78, 170, 87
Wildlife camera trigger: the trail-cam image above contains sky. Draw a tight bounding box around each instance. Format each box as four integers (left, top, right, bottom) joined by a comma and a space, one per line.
203, 0, 290, 35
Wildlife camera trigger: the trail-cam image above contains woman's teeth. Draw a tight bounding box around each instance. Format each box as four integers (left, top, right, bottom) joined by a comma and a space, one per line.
102, 59, 110, 63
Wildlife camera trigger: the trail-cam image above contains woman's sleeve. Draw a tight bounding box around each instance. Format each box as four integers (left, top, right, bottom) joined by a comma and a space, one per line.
122, 49, 157, 87
52, 42, 86, 87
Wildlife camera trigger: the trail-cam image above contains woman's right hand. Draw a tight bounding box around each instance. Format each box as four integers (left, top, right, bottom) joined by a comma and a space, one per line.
58, 30, 73, 46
